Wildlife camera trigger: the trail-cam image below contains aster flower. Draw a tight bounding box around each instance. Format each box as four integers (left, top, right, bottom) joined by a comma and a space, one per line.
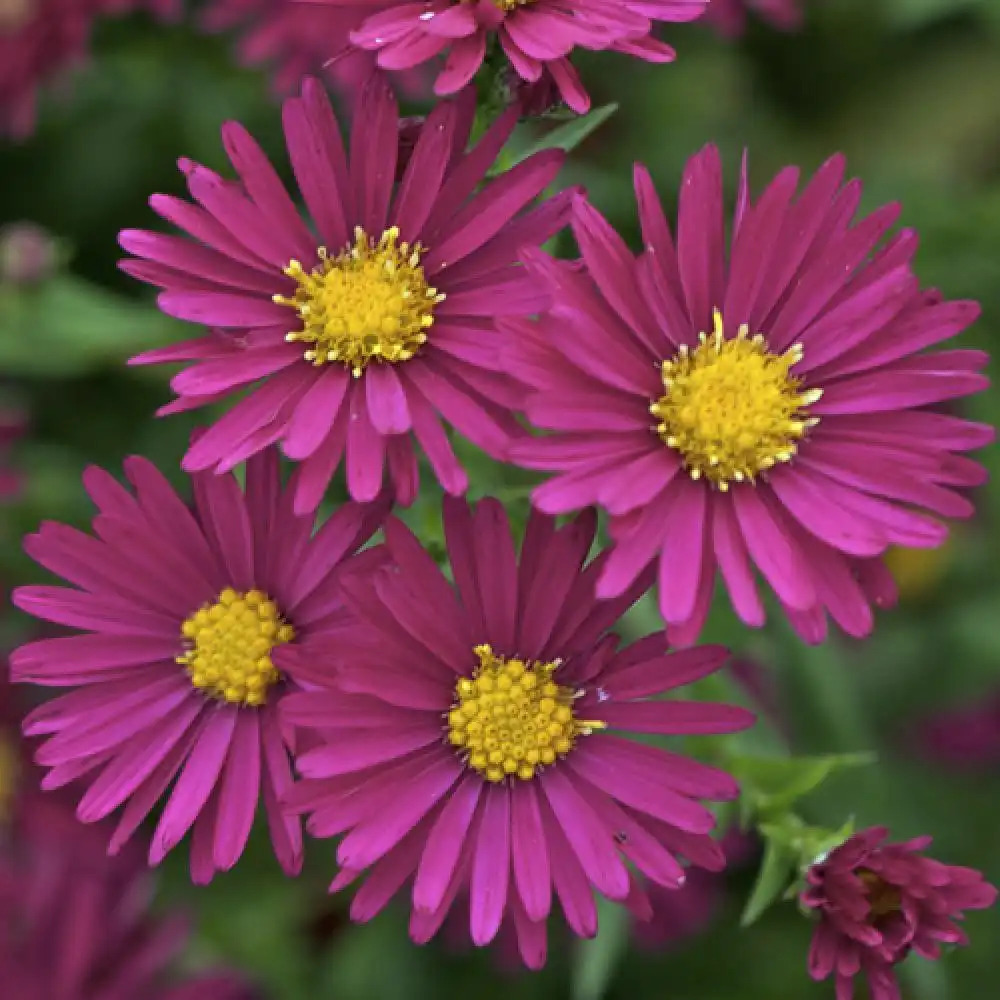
502, 147, 992, 643
705, 0, 802, 37
1, 794, 260, 1000
0, 0, 178, 139
282, 496, 754, 967
8, 448, 387, 882
120, 76, 570, 513
307, 0, 708, 114
801, 826, 996, 1000
200, 0, 379, 97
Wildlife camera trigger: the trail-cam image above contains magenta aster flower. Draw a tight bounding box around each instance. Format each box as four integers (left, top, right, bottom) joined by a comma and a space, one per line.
704, 0, 802, 37
503, 147, 993, 644
282, 496, 754, 967
1, 796, 259, 1000
120, 76, 570, 513
200, 0, 380, 97
802, 826, 996, 1000
307, 0, 708, 114
8, 448, 387, 882
0, 0, 177, 138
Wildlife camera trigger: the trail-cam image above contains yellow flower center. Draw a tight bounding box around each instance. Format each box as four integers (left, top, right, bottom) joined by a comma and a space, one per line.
177, 588, 294, 707
0, 0, 35, 31
491, 0, 537, 10
447, 644, 606, 783
859, 870, 903, 920
274, 226, 443, 377
650, 309, 821, 489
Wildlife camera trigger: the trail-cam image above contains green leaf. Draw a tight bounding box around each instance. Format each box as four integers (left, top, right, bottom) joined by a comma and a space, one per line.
731, 752, 876, 821
512, 103, 619, 164
740, 834, 798, 927
0, 275, 182, 376
571, 897, 630, 1000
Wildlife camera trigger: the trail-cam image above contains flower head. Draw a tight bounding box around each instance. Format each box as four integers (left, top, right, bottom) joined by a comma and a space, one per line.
9, 448, 387, 882
503, 147, 992, 644
120, 76, 571, 513
0, 794, 259, 1000
705, 0, 802, 37
0, 0, 177, 138
321, 0, 708, 114
802, 826, 996, 1000
282, 497, 754, 966
199, 0, 382, 97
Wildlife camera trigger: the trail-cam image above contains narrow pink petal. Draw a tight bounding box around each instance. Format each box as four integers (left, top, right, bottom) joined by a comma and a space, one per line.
212, 710, 261, 871
469, 784, 511, 946
510, 782, 551, 922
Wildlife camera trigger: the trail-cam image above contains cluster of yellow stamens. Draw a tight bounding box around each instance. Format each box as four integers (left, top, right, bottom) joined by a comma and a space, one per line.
859, 869, 903, 921
650, 309, 821, 489
274, 226, 443, 377
177, 588, 294, 707
491, 0, 537, 10
447, 644, 606, 783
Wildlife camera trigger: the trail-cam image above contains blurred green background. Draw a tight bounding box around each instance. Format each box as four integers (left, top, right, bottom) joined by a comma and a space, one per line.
2, 1, 999, 998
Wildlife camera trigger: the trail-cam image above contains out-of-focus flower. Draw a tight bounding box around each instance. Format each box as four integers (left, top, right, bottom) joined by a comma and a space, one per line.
884, 539, 954, 602
0, 407, 24, 501
9, 448, 387, 882
282, 497, 753, 968
634, 827, 755, 950
502, 148, 992, 644
120, 76, 572, 513
0, 794, 260, 1000
0, 221, 57, 285
0, 0, 178, 139
917, 691, 1000, 770
200, 0, 378, 97
307, 0, 708, 114
801, 826, 996, 1000
705, 0, 802, 37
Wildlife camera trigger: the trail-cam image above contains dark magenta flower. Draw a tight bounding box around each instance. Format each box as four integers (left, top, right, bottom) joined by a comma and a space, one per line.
705, 0, 802, 37
200, 0, 430, 98
9, 448, 386, 882
802, 826, 996, 1000
120, 76, 571, 512
502, 147, 992, 643
0, 0, 178, 138
306, 0, 708, 113
282, 497, 753, 967
0, 794, 259, 1000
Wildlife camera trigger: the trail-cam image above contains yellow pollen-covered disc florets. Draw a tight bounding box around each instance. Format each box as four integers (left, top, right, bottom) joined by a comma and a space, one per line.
447, 644, 606, 783
650, 309, 822, 489
274, 226, 444, 377
490, 0, 537, 10
177, 588, 294, 707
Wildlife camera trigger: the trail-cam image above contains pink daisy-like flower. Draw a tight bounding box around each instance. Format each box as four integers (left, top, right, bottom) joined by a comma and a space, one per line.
306, 0, 708, 114
801, 826, 996, 1000
120, 76, 571, 513
704, 0, 802, 37
200, 0, 380, 97
0, 0, 178, 139
1, 794, 260, 1000
502, 147, 993, 644
282, 496, 754, 967
8, 448, 387, 882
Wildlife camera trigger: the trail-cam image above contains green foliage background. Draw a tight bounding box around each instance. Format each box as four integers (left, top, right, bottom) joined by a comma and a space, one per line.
2, 1, 999, 998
